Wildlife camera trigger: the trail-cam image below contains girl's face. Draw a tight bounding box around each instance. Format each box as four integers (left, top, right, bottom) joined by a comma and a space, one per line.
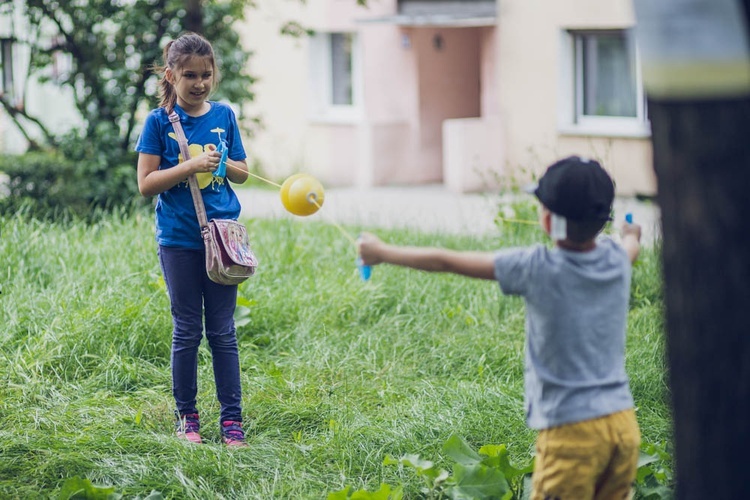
168, 56, 215, 114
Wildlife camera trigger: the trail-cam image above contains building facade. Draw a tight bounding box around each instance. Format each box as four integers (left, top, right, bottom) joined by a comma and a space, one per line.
238, 0, 655, 195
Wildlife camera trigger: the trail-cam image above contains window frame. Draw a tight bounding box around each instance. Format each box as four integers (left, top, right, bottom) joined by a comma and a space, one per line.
558, 28, 650, 138
308, 31, 362, 124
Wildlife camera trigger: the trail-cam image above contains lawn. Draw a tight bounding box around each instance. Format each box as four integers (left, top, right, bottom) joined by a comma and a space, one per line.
0, 206, 671, 499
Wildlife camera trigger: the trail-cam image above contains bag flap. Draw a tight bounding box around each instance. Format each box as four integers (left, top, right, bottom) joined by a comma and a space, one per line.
211, 220, 258, 267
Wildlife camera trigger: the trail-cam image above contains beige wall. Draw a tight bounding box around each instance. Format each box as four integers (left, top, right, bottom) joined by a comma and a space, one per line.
496, 0, 656, 195
237, 0, 401, 187
237, 0, 499, 189
238, 0, 656, 195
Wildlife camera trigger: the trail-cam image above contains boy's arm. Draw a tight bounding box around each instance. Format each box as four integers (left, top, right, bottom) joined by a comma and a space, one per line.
357, 232, 497, 280
620, 222, 642, 263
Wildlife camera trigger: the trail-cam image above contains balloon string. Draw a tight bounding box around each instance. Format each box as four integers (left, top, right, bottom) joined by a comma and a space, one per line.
225, 158, 535, 239
224, 158, 538, 230
308, 195, 359, 247
497, 217, 537, 225
222, 159, 357, 246
224, 159, 282, 188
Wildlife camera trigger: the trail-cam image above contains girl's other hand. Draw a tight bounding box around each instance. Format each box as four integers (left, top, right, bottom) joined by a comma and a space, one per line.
191, 149, 221, 174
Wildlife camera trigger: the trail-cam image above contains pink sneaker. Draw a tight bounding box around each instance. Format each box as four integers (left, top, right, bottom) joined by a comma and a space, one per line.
221, 420, 247, 447
176, 413, 202, 444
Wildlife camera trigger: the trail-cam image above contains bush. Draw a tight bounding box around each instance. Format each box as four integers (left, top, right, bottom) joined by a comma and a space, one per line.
0, 133, 142, 220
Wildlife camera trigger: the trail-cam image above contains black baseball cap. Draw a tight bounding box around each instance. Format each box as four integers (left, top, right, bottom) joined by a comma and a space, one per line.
529, 156, 614, 222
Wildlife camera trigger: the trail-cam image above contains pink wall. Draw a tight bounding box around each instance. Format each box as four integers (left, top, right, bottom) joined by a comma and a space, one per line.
480, 27, 500, 118
360, 26, 486, 185
414, 28, 482, 182
359, 22, 419, 186
293, 0, 496, 188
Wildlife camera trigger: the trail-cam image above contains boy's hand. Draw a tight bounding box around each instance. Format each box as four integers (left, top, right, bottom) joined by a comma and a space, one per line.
358, 232, 386, 266
620, 222, 642, 242
620, 222, 642, 263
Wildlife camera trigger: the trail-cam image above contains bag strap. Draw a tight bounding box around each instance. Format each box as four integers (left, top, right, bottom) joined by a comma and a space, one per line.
168, 110, 209, 229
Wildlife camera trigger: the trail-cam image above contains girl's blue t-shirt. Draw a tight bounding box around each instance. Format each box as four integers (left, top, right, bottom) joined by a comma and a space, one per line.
135, 102, 247, 249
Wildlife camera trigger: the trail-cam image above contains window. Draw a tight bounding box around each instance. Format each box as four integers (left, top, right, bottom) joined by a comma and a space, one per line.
309, 32, 361, 122
0, 38, 14, 103
330, 33, 353, 106
559, 29, 649, 137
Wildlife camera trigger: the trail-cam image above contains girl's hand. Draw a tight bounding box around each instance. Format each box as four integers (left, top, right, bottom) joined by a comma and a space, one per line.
189, 149, 222, 174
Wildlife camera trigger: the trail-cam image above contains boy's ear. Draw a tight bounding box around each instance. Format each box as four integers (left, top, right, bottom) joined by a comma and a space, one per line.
165, 68, 175, 84
540, 208, 552, 235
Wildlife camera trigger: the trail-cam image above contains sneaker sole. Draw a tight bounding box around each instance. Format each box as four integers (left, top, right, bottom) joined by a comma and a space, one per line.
177, 432, 202, 444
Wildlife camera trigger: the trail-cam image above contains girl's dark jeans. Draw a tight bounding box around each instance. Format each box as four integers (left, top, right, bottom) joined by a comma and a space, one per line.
158, 245, 243, 422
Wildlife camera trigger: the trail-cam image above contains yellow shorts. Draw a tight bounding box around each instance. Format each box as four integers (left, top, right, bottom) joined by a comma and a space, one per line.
531, 409, 641, 500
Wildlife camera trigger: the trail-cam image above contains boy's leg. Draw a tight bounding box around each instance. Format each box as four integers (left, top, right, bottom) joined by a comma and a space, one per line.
203, 277, 242, 423
531, 410, 639, 500
594, 409, 641, 500
159, 246, 205, 417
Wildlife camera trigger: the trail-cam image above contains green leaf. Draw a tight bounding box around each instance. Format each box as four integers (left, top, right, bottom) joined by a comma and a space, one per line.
350, 483, 394, 499
637, 449, 660, 468
443, 434, 482, 466
400, 454, 434, 471
58, 476, 119, 500
327, 486, 350, 500
235, 296, 257, 308
448, 463, 509, 499
478, 444, 534, 480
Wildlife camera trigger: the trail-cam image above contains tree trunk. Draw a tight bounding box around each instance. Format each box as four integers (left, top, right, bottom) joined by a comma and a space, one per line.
649, 92, 750, 497
185, 0, 204, 34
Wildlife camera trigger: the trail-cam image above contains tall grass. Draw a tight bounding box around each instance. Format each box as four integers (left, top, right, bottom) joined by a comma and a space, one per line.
0, 208, 669, 498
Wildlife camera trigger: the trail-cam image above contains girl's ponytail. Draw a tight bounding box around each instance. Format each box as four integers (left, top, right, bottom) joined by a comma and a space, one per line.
157, 41, 177, 113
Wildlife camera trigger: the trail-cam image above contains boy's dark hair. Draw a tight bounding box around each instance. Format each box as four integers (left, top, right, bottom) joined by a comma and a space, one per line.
531, 156, 614, 242
153, 32, 219, 113
564, 218, 608, 243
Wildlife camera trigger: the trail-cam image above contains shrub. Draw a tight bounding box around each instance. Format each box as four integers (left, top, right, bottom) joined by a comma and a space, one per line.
0, 133, 142, 220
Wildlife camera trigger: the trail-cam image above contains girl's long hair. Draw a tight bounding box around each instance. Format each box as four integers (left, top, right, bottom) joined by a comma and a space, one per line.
153, 32, 220, 113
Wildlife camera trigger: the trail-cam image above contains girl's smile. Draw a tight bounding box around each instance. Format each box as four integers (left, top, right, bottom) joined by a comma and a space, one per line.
169, 56, 214, 115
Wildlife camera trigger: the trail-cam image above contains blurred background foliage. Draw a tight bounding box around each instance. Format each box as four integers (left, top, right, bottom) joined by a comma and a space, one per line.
0, 0, 259, 219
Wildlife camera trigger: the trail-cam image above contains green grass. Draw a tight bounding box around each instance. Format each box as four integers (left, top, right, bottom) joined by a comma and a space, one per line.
0, 208, 670, 499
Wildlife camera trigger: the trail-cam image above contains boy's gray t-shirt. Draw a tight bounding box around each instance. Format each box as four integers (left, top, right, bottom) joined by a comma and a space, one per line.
494, 236, 634, 430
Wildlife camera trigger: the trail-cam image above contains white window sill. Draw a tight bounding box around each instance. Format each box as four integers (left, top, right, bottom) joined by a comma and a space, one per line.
558, 120, 651, 139
308, 109, 363, 126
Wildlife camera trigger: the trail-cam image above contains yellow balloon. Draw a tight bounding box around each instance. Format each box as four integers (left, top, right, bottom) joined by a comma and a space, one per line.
280, 174, 325, 216
280, 173, 308, 210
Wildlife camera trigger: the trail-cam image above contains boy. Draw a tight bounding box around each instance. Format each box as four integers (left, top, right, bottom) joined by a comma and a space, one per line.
357, 156, 642, 500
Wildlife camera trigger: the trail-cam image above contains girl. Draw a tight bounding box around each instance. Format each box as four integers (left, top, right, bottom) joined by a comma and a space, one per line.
135, 32, 250, 447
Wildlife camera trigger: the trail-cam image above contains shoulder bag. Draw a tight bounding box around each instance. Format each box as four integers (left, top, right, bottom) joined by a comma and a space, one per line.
168, 110, 258, 285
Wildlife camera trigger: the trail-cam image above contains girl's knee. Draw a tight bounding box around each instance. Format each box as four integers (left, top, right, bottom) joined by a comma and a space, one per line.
206, 329, 238, 349
173, 327, 203, 347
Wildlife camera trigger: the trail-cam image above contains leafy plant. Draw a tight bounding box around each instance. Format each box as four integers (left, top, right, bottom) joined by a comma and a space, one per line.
0, 149, 142, 219
330, 434, 534, 500
634, 443, 674, 499
0, 1, 258, 217
330, 434, 675, 500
